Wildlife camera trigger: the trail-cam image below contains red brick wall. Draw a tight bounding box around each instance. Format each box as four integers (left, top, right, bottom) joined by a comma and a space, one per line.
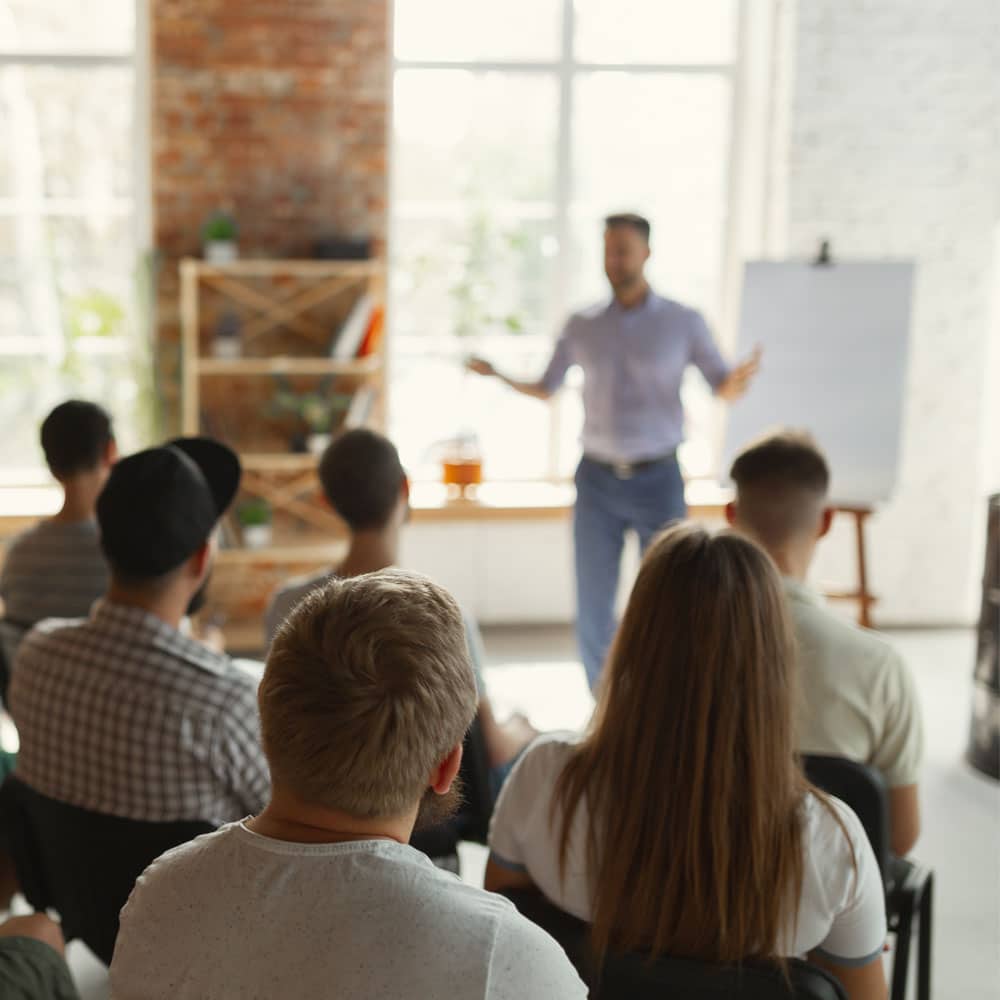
151, 0, 389, 428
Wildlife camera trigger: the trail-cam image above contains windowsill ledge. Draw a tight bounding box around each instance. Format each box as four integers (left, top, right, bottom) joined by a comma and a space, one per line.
0, 479, 738, 537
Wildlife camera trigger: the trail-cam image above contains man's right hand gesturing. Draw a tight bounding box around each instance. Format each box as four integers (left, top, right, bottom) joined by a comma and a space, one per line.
465, 357, 496, 377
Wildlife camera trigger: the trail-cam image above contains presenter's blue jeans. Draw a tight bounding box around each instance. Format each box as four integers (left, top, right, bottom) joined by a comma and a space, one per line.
574, 454, 686, 690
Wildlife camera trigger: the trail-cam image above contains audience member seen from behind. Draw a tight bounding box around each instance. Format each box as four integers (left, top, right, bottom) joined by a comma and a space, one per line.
0, 914, 79, 1000
0, 400, 117, 664
265, 428, 535, 785
727, 430, 923, 857
111, 571, 586, 1000
486, 524, 888, 1000
9, 438, 269, 826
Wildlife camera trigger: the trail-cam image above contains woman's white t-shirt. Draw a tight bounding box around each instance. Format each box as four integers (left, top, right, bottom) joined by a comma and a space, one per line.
488, 733, 887, 966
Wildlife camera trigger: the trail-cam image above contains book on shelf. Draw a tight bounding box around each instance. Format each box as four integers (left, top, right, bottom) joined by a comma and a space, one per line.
343, 386, 376, 429
331, 294, 374, 359
357, 304, 385, 358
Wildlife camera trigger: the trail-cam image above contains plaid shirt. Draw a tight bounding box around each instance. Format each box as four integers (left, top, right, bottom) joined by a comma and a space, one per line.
9, 600, 270, 825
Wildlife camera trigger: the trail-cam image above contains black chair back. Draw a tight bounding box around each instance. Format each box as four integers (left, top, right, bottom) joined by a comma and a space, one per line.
500, 889, 846, 1000
410, 713, 493, 859
802, 754, 890, 878
0, 775, 214, 965
598, 951, 846, 1000
0, 619, 26, 705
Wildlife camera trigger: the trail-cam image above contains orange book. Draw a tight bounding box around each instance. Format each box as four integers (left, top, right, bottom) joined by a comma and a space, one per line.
358, 305, 385, 357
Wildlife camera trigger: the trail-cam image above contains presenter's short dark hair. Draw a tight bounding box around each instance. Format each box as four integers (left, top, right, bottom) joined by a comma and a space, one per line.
40, 400, 114, 478
318, 429, 405, 532
604, 213, 651, 243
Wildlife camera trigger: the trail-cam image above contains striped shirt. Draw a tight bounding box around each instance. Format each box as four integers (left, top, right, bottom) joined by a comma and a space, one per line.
541, 291, 731, 463
10, 600, 270, 825
0, 518, 109, 662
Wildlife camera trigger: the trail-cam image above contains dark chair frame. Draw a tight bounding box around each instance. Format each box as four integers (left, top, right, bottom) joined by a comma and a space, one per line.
500, 888, 847, 1000
803, 754, 934, 1000
0, 775, 214, 965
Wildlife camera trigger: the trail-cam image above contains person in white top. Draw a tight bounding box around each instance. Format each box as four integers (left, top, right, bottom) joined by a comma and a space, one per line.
725, 429, 923, 857
111, 570, 584, 1000
486, 523, 888, 1000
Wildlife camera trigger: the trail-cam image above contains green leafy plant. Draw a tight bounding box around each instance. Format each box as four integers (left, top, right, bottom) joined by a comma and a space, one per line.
61, 289, 127, 381
448, 209, 526, 338
267, 375, 352, 436
237, 498, 272, 527
202, 211, 238, 243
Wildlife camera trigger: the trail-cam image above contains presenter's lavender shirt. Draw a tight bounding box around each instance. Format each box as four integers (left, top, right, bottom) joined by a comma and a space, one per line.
541, 291, 731, 464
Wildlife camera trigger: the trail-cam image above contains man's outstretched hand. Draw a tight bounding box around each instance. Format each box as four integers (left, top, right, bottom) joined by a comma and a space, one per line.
717, 346, 762, 401
465, 356, 496, 377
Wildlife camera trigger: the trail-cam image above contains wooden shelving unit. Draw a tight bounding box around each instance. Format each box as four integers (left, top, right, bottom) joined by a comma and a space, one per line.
196, 356, 381, 377
179, 258, 385, 651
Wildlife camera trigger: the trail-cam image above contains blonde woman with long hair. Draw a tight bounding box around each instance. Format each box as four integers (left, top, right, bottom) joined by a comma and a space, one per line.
486, 523, 887, 1000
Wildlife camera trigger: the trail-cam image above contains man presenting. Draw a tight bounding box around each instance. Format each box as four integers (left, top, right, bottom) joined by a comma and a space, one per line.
468, 213, 758, 688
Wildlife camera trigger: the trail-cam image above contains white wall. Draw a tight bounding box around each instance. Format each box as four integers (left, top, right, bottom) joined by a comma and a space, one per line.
784, 0, 1000, 624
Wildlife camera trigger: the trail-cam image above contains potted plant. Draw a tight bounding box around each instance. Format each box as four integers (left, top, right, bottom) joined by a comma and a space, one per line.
268, 376, 352, 454
212, 311, 243, 359
202, 211, 239, 263
237, 498, 273, 550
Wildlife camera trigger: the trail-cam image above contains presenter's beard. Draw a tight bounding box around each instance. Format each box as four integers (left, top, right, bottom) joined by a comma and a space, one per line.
413, 775, 464, 832
609, 271, 643, 294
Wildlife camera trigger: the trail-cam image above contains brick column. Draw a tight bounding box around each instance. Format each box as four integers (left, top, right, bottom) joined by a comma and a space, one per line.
151, 0, 389, 430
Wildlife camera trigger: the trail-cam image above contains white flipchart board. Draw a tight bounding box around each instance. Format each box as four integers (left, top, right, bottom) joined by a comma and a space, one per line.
721, 260, 914, 505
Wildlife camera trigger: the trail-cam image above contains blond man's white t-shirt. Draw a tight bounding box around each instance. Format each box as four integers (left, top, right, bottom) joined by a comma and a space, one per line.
489, 734, 887, 967
111, 822, 586, 1000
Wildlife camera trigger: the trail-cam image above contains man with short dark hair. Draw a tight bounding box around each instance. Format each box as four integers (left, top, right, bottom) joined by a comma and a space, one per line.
10, 437, 269, 825
111, 571, 586, 999
468, 214, 760, 688
265, 429, 535, 781
1, 400, 117, 663
726, 429, 924, 856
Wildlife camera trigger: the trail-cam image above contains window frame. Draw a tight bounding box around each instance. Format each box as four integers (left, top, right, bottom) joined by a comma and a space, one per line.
389, 0, 751, 482
0, 0, 151, 355
0, 0, 151, 482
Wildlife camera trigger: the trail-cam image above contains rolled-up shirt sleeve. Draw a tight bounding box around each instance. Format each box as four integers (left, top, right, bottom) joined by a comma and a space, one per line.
688, 310, 731, 391
539, 319, 576, 395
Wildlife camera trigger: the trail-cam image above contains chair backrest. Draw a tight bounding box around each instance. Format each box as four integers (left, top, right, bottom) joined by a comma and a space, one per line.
801, 754, 890, 878
500, 889, 846, 1000
0, 775, 214, 965
410, 712, 494, 859
0, 619, 28, 704
597, 952, 847, 1000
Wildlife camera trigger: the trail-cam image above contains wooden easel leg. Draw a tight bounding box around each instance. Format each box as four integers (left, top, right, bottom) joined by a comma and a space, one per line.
855, 509, 873, 628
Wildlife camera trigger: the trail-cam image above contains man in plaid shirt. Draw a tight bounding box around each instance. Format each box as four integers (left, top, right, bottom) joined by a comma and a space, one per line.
10, 438, 269, 825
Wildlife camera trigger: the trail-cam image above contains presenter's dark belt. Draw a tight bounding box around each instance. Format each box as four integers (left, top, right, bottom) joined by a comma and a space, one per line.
583, 452, 676, 480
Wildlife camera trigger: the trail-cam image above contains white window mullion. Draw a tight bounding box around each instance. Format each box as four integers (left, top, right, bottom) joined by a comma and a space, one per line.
547, 0, 576, 480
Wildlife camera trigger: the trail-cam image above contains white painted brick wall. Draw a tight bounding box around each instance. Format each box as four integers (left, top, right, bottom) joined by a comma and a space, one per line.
787, 0, 1000, 623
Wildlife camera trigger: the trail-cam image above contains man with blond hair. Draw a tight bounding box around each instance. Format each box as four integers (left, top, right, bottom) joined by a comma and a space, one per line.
726, 430, 924, 858
110, 570, 585, 999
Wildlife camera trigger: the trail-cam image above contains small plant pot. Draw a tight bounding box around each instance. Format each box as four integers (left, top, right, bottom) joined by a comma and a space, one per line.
212, 335, 242, 359
242, 524, 272, 550
204, 240, 238, 264
307, 433, 331, 455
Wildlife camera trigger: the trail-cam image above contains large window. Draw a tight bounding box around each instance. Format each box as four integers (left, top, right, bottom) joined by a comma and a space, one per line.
391, 0, 742, 482
0, 0, 148, 482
